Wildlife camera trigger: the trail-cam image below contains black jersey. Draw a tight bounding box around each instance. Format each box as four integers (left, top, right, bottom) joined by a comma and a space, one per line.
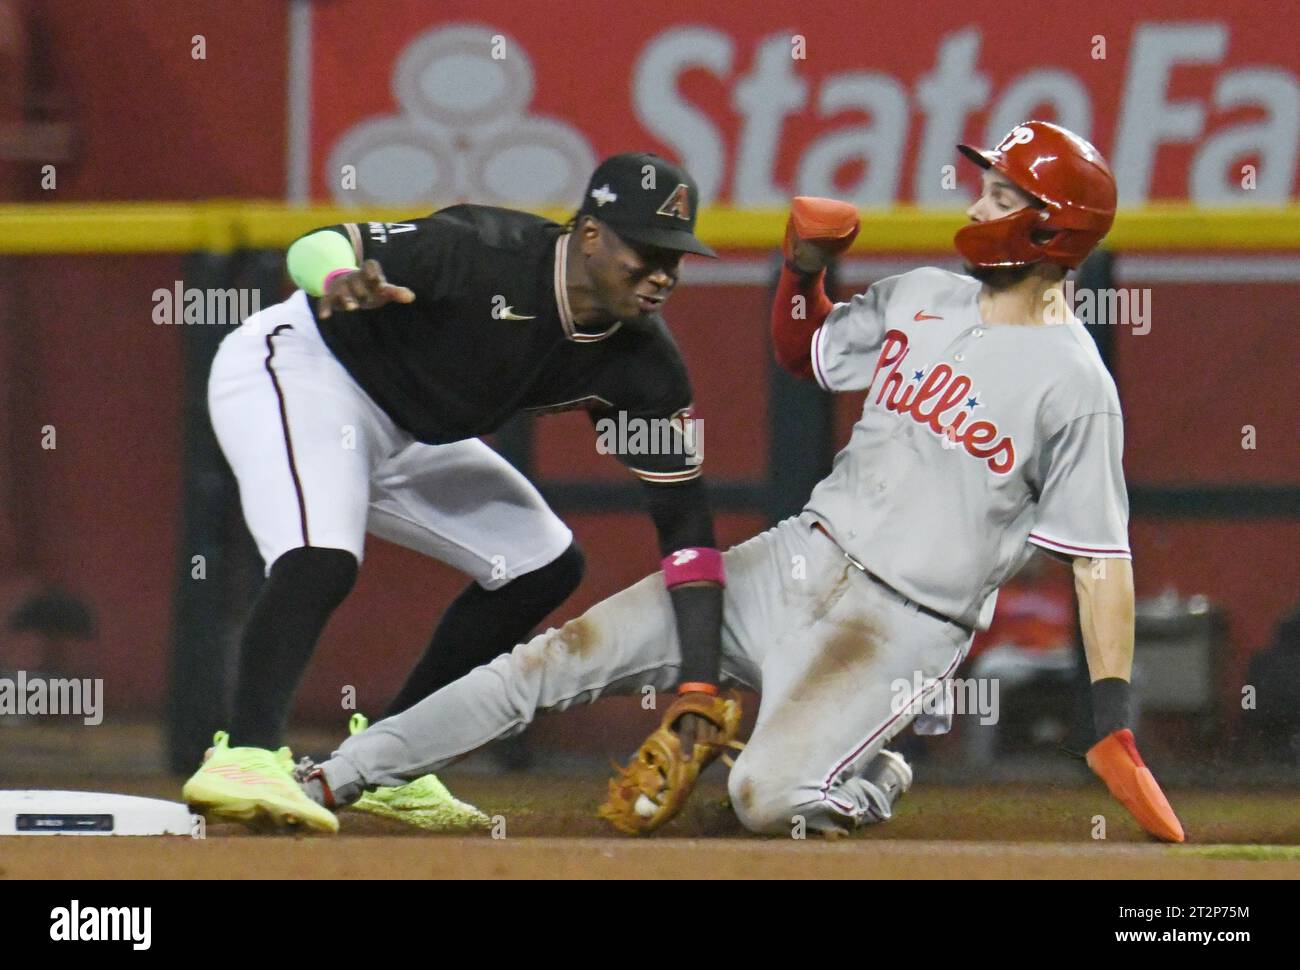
305, 202, 720, 680
309, 205, 699, 484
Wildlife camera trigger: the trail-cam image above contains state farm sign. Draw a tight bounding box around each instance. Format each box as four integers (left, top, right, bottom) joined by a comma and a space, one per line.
311, 4, 1298, 208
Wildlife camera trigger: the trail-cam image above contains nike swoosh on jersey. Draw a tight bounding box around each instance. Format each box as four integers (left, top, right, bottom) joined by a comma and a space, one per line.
914, 310, 944, 321
498, 306, 537, 321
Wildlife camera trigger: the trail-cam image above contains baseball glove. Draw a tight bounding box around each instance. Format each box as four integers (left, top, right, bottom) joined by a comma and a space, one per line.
598, 691, 744, 835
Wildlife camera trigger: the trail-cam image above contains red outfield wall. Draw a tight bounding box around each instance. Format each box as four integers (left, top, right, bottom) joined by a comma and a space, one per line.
3, 1, 1297, 722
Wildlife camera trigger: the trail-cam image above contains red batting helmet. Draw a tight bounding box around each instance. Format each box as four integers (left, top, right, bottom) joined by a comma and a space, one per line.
954, 121, 1117, 270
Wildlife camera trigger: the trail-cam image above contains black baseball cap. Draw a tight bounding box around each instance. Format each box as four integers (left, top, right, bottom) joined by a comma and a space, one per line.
576, 152, 717, 258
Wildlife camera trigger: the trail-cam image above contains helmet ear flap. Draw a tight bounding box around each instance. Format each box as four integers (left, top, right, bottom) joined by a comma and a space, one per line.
1041, 229, 1102, 270
1029, 226, 1059, 247
954, 205, 1045, 269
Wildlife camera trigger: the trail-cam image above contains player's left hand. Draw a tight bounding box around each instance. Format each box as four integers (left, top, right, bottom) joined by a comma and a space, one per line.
317, 259, 416, 318
783, 196, 860, 273
598, 691, 744, 835
673, 696, 722, 760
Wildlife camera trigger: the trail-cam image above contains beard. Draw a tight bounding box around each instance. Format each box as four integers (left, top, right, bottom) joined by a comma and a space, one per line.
962, 262, 1043, 289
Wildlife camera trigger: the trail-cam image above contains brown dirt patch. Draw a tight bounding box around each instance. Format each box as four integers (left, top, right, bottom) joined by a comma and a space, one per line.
2, 836, 1293, 881
2, 775, 1296, 879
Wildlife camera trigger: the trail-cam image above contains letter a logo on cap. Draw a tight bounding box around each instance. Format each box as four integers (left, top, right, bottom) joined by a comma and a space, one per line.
656, 183, 692, 221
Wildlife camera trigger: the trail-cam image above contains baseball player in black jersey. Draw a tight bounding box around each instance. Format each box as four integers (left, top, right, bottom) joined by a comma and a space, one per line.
183, 154, 726, 830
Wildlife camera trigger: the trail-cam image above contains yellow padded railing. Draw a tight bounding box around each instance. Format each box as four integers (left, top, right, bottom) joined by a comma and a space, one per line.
0, 201, 1296, 255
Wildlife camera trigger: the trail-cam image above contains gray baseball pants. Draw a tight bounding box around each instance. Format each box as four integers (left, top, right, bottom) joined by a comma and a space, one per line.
319, 513, 972, 834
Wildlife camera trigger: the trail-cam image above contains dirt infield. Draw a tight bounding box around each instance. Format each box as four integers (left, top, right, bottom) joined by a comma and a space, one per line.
4, 835, 1297, 880
1, 775, 1297, 879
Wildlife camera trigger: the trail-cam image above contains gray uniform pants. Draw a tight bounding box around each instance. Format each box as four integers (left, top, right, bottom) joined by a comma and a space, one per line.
320, 514, 972, 835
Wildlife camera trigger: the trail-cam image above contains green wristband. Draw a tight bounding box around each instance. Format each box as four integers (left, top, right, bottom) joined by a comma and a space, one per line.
287, 229, 359, 296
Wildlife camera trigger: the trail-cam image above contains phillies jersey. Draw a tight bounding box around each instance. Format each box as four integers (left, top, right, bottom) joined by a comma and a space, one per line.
803, 267, 1130, 629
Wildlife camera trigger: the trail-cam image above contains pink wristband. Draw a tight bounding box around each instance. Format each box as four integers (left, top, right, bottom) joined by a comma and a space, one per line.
661, 547, 725, 588
322, 267, 354, 294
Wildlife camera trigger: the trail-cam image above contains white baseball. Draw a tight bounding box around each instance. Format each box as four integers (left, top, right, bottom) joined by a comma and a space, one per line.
634, 794, 658, 818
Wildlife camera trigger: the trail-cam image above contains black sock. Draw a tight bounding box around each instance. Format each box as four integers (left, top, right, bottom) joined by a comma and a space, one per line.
384, 542, 584, 717
230, 546, 358, 748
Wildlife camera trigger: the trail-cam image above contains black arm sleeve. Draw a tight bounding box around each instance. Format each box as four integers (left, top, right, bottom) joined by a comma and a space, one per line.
642, 477, 723, 686
640, 476, 715, 554
592, 319, 720, 685
668, 584, 723, 685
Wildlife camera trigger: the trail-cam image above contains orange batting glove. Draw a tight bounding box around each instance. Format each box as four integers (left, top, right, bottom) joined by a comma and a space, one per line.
783, 196, 860, 274
1086, 728, 1185, 843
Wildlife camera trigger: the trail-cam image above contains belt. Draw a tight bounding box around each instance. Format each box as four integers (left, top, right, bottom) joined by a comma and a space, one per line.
810, 521, 973, 634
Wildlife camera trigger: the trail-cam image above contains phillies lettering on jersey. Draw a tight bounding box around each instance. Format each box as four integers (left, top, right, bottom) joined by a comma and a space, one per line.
805, 265, 1130, 630
869, 329, 1016, 474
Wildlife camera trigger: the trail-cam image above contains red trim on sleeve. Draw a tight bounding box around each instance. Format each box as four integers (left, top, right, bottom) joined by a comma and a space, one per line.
1028, 532, 1131, 558
771, 265, 835, 380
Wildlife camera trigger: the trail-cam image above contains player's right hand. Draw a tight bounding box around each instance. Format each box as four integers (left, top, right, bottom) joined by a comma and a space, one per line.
783, 196, 861, 274
1086, 728, 1185, 842
317, 259, 416, 318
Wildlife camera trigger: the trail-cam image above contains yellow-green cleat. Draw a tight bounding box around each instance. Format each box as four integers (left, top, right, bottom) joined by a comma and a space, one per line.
182, 731, 339, 834
346, 714, 490, 832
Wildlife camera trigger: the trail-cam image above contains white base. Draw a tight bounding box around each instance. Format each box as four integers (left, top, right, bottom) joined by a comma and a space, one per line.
0, 790, 194, 836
